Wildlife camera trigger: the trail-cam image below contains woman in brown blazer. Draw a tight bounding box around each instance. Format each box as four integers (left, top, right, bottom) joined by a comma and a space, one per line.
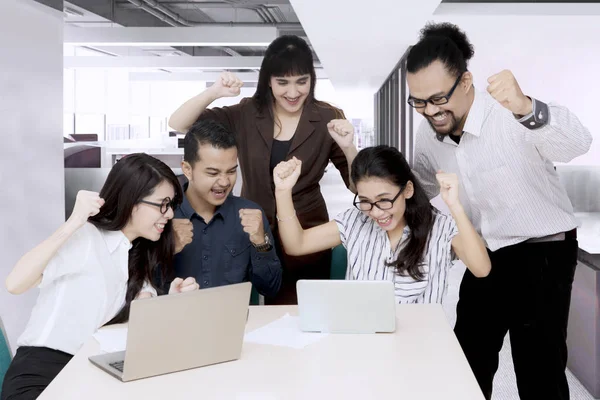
169, 35, 357, 304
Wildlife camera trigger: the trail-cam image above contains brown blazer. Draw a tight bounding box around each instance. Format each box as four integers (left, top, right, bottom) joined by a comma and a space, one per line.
197, 97, 352, 228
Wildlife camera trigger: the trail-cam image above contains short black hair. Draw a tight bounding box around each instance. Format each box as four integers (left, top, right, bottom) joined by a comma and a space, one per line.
407, 22, 474, 78
183, 119, 237, 166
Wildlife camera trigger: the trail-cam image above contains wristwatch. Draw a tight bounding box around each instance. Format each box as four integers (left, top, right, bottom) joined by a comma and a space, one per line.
517, 97, 549, 130
252, 234, 273, 252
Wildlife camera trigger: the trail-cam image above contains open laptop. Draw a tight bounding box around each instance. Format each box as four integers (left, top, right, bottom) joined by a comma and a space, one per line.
296, 280, 396, 334
89, 281, 251, 382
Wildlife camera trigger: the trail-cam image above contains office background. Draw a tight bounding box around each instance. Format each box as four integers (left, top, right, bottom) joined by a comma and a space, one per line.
1, 0, 599, 398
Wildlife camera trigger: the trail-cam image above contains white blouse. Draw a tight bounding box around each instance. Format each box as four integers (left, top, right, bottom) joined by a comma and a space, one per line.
17, 223, 156, 355
334, 208, 458, 304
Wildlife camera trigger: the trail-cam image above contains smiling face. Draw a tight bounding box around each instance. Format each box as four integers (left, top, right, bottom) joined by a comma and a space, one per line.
407, 60, 473, 137
270, 74, 311, 115
182, 143, 238, 210
355, 177, 414, 233
124, 180, 176, 242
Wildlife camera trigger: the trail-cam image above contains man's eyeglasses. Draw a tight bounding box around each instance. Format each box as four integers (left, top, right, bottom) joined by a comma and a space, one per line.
407, 73, 464, 108
353, 188, 404, 212
140, 197, 176, 214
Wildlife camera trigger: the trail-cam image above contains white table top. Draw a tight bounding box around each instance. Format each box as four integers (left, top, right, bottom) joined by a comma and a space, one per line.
575, 212, 600, 255
38, 305, 484, 400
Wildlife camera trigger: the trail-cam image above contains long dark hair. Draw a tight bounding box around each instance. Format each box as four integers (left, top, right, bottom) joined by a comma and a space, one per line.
88, 153, 183, 324
351, 146, 434, 281
252, 35, 343, 120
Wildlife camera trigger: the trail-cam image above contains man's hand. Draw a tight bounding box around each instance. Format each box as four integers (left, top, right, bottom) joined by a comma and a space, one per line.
239, 209, 266, 245
487, 70, 532, 116
172, 218, 193, 254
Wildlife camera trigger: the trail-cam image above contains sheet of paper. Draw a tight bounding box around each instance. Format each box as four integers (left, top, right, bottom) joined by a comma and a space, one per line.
93, 327, 128, 353
244, 313, 327, 349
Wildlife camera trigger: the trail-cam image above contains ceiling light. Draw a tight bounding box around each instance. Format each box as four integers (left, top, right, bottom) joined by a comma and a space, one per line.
64, 7, 84, 17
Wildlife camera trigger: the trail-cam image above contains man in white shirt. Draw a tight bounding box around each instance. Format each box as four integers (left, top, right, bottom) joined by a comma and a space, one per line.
407, 23, 592, 400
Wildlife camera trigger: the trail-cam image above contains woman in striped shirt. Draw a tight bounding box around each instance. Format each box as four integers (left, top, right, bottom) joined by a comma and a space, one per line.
273, 145, 490, 304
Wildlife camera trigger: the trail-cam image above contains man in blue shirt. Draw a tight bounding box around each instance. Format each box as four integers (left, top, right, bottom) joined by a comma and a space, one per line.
170, 119, 282, 298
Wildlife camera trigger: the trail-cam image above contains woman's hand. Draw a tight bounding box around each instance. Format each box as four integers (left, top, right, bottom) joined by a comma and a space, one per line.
327, 119, 355, 149
436, 171, 462, 211
169, 277, 199, 294
273, 157, 302, 192
68, 190, 104, 228
207, 71, 243, 99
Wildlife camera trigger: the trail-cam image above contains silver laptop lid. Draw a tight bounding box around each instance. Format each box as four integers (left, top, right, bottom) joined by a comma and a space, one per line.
296, 280, 396, 334
122, 281, 251, 381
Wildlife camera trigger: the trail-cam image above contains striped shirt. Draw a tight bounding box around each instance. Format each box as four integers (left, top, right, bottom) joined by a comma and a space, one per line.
334, 207, 458, 304
413, 91, 592, 251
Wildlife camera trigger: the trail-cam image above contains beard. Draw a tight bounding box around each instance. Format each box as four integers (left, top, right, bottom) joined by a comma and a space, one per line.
425, 110, 462, 137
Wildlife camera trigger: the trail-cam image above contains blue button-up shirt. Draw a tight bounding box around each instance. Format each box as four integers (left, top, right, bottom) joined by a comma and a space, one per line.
173, 190, 282, 298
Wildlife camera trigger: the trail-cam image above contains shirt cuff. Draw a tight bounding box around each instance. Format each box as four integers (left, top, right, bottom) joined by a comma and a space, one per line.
516, 97, 550, 130
251, 244, 277, 260
140, 280, 158, 297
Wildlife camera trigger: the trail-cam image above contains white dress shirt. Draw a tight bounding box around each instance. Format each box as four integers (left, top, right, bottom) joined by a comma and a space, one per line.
335, 207, 458, 304
17, 223, 156, 355
413, 91, 592, 251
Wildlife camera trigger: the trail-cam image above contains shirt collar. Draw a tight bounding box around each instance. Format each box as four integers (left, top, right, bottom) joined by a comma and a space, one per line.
434, 89, 486, 142
101, 229, 131, 254
179, 182, 234, 221
462, 90, 486, 138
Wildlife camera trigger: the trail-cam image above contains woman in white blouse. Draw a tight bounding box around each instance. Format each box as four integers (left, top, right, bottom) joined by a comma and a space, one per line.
273, 145, 491, 304
2, 154, 198, 400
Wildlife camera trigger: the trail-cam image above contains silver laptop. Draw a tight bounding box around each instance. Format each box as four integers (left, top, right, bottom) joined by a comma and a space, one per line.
89, 281, 251, 382
296, 280, 396, 334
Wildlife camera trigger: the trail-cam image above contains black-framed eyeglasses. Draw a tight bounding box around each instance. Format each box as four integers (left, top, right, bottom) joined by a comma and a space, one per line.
353, 188, 404, 212
139, 197, 176, 214
407, 72, 464, 108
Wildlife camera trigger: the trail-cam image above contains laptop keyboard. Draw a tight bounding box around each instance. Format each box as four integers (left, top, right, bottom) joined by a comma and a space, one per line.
109, 360, 125, 372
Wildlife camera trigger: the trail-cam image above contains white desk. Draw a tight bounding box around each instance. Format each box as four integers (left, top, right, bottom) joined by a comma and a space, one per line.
38, 305, 484, 400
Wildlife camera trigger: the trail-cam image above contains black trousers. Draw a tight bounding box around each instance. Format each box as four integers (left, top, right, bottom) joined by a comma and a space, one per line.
1, 346, 72, 400
454, 236, 578, 400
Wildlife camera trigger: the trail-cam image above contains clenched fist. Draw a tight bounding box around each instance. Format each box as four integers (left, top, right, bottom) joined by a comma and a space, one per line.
239, 209, 266, 245
68, 190, 104, 228
436, 171, 461, 210
487, 70, 532, 116
273, 157, 302, 192
169, 277, 199, 294
172, 218, 193, 254
327, 119, 355, 149
208, 71, 243, 99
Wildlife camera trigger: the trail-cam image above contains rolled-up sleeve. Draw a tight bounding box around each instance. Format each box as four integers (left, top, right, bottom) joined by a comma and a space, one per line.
520, 101, 592, 163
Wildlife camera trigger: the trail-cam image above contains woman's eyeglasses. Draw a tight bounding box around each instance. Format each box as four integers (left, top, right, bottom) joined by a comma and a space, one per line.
353, 188, 404, 212
139, 197, 176, 214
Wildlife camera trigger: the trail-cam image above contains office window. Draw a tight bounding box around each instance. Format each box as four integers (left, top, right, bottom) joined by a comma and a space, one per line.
150, 116, 168, 138
129, 115, 149, 139
106, 113, 130, 141
75, 114, 105, 138
64, 113, 74, 136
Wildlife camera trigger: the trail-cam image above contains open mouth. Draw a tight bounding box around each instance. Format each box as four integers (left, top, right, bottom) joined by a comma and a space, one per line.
211, 188, 228, 200
428, 111, 450, 126
284, 96, 300, 106
154, 222, 165, 233
376, 216, 392, 227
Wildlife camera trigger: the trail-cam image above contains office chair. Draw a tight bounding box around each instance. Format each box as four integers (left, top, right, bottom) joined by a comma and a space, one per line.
330, 244, 348, 280
0, 316, 12, 391
250, 287, 259, 305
